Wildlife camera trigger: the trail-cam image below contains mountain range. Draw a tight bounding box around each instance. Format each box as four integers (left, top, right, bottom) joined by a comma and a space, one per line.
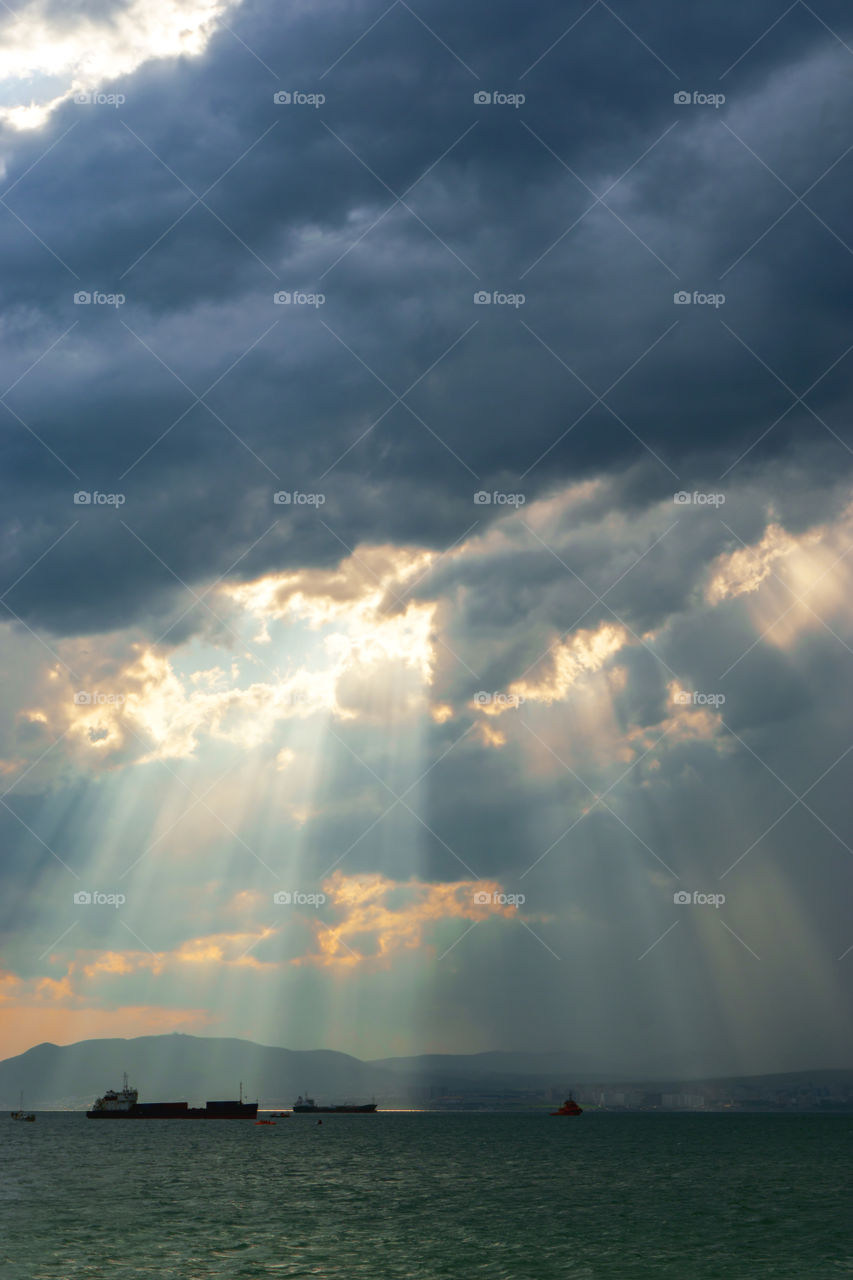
0, 1035, 619, 1108
0, 1035, 849, 1109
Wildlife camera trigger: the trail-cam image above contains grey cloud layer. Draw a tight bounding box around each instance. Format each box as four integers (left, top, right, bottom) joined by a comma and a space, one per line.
1, 0, 853, 634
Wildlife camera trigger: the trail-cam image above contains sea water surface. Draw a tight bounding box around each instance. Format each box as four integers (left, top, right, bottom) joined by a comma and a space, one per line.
2, 1112, 851, 1278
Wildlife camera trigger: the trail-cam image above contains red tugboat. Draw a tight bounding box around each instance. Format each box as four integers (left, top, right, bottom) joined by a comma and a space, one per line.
550, 1093, 582, 1116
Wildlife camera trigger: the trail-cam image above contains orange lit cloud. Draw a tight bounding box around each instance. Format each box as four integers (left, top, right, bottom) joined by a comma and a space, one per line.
219, 543, 437, 624
76, 929, 279, 977
14, 540, 441, 769
706, 509, 853, 650
706, 523, 810, 603
469, 622, 630, 729
292, 871, 524, 969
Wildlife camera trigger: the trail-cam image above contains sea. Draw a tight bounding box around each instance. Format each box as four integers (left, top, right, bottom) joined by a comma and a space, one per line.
2, 1112, 851, 1279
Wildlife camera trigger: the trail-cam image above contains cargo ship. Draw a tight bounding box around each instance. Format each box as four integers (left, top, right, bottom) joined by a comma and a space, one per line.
87, 1075, 258, 1119
292, 1093, 377, 1113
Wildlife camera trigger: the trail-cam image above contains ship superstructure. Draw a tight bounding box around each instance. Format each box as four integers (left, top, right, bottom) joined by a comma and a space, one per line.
89, 1074, 138, 1114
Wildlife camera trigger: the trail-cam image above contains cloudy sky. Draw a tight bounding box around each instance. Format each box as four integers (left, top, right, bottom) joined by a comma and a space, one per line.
1, 0, 852, 1077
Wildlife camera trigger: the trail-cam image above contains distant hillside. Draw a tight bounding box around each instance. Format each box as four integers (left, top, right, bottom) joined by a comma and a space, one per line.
1, 1035, 849, 1109
0, 1037, 630, 1108
0, 1036, 621, 1109
0, 1035, 394, 1110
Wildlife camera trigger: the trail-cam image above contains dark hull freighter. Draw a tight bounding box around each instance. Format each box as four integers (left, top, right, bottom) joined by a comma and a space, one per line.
292, 1094, 377, 1113
87, 1075, 257, 1119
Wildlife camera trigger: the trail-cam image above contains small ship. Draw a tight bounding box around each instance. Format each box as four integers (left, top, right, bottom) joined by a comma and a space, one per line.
550, 1093, 583, 1117
292, 1093, 377, 1114
87, 1074, 258, 1119
10, 1091, 35, 1122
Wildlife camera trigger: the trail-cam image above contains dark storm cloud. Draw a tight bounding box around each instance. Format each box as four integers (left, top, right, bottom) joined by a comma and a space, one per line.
1, 0, 852, 642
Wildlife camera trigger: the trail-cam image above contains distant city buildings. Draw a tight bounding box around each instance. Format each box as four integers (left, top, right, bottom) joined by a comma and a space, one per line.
392, 1077, 853, 1112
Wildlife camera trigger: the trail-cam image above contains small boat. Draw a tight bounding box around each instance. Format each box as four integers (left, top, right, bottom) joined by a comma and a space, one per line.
550, 1094, 582, 1116
10, 1092, 35, 1122
255, 1119, 276, 1125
